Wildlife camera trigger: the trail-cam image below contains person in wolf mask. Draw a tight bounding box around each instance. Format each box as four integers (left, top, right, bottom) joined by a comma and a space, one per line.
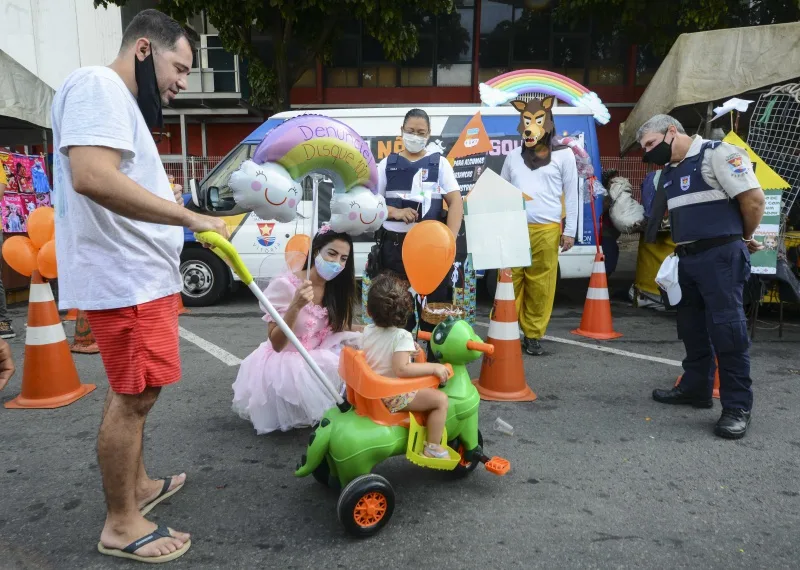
500, 97, 579, 356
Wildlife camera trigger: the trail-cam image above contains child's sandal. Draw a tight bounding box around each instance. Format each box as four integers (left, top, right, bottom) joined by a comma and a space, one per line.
423, 442, 449, 459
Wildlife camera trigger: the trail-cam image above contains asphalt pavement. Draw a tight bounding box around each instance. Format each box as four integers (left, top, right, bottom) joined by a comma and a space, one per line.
2, 249, 799, 570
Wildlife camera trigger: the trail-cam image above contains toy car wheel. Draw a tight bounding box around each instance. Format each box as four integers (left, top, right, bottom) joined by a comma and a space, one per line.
448, 430, 484, 479
337, 474, 394, 538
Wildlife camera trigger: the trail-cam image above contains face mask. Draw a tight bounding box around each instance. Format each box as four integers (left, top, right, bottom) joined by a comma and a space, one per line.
314, 254, 345, 281
134, 51, 163, 131
402, 133, 428, 154
642, 132, 673, 165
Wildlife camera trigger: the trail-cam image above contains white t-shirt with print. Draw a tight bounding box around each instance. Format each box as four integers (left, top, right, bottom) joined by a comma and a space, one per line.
361, 325, 417, 377
52, 66, 183, 311
376, 153, 460, 233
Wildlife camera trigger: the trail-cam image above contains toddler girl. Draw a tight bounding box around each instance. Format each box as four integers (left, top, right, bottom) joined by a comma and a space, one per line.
362, 274, 450, 459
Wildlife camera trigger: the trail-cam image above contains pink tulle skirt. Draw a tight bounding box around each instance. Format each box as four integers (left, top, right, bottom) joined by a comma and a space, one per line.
231, 332, 359, 434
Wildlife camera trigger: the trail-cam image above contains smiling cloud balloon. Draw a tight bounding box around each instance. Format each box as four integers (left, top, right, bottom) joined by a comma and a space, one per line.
329, 186, 387, 236
228, 160, 302, 223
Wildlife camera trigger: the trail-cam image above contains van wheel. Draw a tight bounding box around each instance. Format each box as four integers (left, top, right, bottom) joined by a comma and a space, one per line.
180, 248, 229, 307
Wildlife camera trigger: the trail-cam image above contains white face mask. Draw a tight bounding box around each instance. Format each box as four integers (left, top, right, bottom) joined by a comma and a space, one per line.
402, 133, 428, 154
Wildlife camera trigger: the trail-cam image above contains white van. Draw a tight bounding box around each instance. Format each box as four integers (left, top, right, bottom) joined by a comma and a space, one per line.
181, 105, 605, 306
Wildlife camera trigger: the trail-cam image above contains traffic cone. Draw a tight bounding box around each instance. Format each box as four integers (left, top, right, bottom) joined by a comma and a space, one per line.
63, 308, 78, 321
571, 252, 622, 340
177, 294, 190, 315
70, 310, 99, 354
4, 272, 96, 409
474, 268, 536, 402
674, 358, 721, 399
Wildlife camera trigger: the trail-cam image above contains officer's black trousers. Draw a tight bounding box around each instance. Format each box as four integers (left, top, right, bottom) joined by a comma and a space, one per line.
675, 240, 753, 410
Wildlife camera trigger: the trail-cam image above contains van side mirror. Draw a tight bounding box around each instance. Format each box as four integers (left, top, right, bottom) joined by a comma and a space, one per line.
207, 186, 237, 212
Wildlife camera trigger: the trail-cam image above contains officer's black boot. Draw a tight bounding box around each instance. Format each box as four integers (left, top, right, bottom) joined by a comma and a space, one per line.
714, 408, 751, 439
652, 386, 713, 409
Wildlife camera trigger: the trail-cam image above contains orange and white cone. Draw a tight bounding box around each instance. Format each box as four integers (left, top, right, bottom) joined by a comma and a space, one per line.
474, 268, 536, 402
4, 272, 96, 409
70, 310, 99, 354
63, 308, 78, 322
674, 358, 721, 399
571, 252, 622, 340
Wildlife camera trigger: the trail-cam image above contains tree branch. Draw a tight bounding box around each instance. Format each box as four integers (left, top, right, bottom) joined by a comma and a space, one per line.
289, 15, 339, 86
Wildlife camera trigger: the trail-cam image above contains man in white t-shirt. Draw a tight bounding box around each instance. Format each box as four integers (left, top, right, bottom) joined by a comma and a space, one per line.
52, 9, 229, 563
501, 97, 579, 356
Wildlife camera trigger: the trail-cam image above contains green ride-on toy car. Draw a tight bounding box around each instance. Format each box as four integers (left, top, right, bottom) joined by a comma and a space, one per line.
294, 316, 511, 538
191, 231, 510, 539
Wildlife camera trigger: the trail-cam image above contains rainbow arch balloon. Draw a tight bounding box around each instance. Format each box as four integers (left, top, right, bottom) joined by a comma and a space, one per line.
228, 114, 387, 233
252, 114, 378, 193
479, 69, 611, 125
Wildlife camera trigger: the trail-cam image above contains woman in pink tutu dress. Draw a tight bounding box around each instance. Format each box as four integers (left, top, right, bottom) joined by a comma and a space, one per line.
232, 226, 363, 434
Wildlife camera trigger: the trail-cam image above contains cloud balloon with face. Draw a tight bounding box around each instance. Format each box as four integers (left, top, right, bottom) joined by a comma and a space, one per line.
228, 160, 302, 223
329, 186, 387, 236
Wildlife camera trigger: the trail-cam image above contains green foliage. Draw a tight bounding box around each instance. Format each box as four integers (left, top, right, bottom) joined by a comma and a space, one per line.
554, 0, 800, 56
95, 0, 455, 111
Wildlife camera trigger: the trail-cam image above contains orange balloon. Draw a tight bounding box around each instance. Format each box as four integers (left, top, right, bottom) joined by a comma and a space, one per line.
401, 220, 456, 296
37, 240, 58, 279
2, 236, 38, 277
26, 206, 55, 249
285, 234, 311, 272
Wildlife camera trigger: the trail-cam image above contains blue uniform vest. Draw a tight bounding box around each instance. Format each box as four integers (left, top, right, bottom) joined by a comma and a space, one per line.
662, 141, 744, 243
384, 153, 445, 223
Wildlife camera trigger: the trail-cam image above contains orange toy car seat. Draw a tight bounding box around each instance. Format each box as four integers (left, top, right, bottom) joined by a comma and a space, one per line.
339, 346, 452, 428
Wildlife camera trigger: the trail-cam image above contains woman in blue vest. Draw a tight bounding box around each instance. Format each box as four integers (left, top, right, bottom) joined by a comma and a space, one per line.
368, 109, 463, 357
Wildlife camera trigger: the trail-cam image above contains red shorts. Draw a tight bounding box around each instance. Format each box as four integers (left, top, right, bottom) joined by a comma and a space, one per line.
86, 294, 182, 395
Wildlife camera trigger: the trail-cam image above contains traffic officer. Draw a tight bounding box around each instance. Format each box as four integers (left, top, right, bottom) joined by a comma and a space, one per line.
639, 114, 765, 439
369, 108, 463, 359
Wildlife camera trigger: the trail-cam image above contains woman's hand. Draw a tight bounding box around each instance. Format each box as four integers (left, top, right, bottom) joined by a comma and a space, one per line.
291, 280, 314, 310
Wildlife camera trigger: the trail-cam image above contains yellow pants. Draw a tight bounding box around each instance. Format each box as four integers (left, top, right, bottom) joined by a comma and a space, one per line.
634, 232, 676, 296
512, 223, 561, 339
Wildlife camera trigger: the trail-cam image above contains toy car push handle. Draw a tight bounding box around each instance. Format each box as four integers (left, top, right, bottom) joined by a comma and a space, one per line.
194, 231, 344, 405
416, 331, 495, 355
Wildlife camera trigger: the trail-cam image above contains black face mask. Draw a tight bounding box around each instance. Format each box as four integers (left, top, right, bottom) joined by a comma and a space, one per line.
134, 52, 163, 133
642, 132, 673, 165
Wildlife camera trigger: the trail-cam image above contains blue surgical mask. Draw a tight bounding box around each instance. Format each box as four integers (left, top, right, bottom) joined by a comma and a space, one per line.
314, 254, 345, 281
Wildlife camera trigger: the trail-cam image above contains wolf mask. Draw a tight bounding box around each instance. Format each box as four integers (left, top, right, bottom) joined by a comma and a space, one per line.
511, 97, 556, 170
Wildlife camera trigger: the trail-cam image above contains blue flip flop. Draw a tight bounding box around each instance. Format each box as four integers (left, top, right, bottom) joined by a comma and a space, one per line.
97, 525, 191, 563
140, 476, 185, 516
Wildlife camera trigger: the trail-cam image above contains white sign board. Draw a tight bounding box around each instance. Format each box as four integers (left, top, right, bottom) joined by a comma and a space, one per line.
464, 168, 531, 270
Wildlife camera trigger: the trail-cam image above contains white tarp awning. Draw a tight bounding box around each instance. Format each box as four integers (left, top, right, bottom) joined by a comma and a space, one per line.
619, 22, 800, 155
0, 48, 54, 144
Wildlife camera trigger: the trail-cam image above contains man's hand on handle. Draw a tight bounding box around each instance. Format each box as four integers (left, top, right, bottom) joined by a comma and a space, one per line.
188, 212, 230, 245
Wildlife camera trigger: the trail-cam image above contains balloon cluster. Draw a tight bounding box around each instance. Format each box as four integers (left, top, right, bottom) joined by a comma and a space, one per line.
228, 115, 387, 236
2, 206, 57, 279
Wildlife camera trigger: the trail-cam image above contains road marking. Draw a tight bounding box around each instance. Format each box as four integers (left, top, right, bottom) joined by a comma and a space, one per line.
473, 321, 682, 367
179, 326, 242, 367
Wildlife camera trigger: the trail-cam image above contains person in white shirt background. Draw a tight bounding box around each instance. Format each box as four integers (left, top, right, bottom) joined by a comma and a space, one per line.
501, 97, 579, 356
364, 109, 464, 362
